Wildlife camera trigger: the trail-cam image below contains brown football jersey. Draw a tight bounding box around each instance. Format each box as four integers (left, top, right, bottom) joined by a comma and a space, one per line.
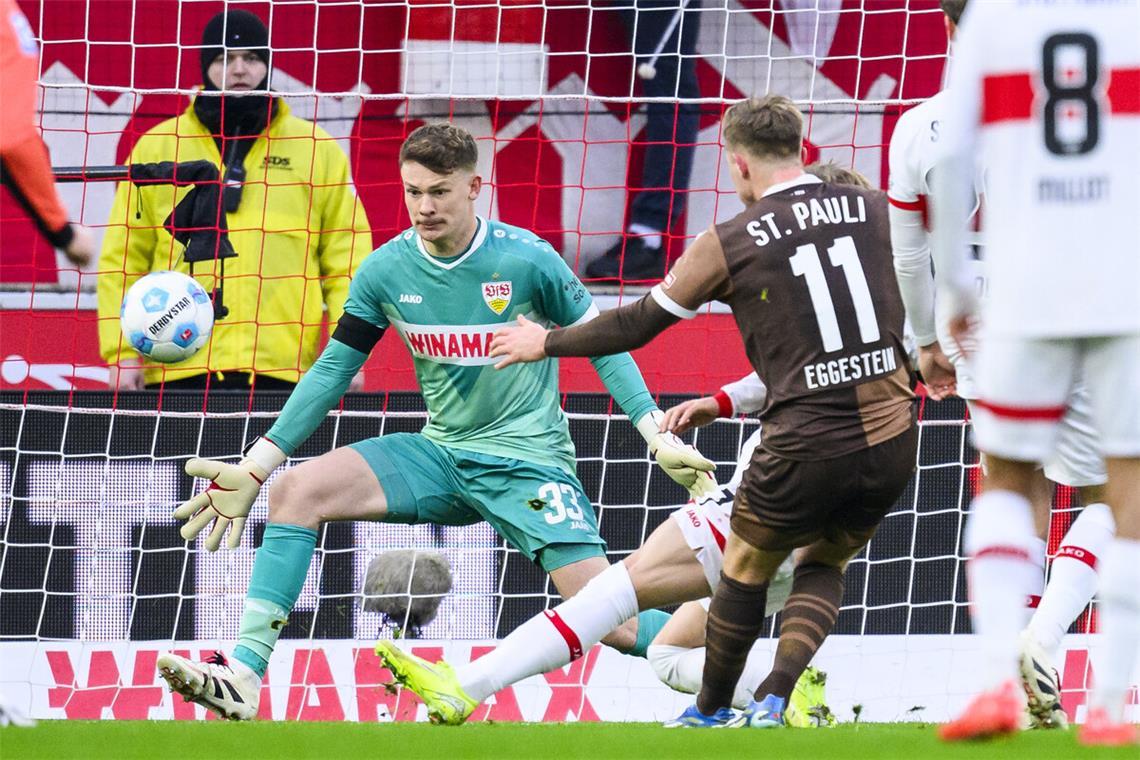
658, 174, 914, 460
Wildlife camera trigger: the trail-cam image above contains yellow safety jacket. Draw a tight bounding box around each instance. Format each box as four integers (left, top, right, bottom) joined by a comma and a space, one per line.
97, 98, 372, 385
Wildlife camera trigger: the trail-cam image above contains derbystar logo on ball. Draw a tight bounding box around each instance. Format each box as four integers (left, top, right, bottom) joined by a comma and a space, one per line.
119, 271, 215, 364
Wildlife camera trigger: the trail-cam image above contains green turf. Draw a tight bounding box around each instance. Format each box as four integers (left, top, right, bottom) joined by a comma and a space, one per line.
1, 721, 1133, 760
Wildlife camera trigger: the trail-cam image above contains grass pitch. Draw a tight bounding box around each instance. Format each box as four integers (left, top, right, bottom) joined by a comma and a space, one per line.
1, 721, 1132, 760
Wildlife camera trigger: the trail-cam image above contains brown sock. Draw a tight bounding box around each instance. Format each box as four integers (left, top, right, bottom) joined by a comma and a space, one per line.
696, 572, 768, 715
756, 562, 844, 703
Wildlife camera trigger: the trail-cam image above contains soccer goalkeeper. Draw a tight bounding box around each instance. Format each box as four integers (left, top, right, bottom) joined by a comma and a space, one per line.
156, 122, 715, 720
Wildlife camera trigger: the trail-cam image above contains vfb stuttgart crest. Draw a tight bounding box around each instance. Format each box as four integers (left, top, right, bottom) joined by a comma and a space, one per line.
482, 281, 512, 315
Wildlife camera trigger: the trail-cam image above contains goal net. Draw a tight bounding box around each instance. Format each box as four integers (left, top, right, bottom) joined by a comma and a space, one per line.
0, 0, 1112, 725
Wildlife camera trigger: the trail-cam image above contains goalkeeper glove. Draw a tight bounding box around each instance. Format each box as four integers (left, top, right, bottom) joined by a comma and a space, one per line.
174, 438, 286, 551
637, 411, 718, 500
651, 431, 718, 500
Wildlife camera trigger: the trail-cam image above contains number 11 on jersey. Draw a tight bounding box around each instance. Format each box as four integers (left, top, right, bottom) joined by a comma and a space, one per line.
789, 235, 880, 353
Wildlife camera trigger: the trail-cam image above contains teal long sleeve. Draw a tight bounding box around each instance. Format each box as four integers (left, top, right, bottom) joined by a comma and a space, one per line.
590, 351, 658, 424
264, 338, 368, 455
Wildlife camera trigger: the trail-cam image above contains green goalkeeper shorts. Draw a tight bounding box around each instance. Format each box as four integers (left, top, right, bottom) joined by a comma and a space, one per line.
349, 432, 605, 572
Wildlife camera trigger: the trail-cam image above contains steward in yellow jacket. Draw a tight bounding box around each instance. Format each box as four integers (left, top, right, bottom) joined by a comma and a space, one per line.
97, 9, 371, 389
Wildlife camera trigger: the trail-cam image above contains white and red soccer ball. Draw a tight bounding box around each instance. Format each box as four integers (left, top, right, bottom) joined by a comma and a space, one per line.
119, 271, 215, 363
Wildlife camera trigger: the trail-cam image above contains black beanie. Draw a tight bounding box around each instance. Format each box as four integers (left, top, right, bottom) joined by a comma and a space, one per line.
199, 10, 270, 84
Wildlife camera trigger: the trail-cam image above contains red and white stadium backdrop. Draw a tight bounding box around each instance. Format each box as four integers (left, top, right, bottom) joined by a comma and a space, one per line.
1, 0, 949, 393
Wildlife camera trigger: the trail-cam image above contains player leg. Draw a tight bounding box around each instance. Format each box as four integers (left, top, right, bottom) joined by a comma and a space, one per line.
649, 490, 795, 713
684, 449, 828, 725
376, 490, 719, 724
158, 433, 467, 719
470, 453, 685, 655
942, 336, 1076, 741
682, 459, 815, 727
741, 536, 855, 716
1079, 335, 1140, 746
960, 354, 1052, 587
454, 511, 712, 714
1021, 390, 1112, 729
744, 430, 915, 725
649, 557, 805, 714
650, 600, 835, 726
158, 441, 403, 719
687, 426, 916, 729
371, 451, 711, 724
680, 529, 790, 727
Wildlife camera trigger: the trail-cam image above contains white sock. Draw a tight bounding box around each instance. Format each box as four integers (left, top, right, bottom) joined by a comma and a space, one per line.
1028, 502, 1115, 662
458, 563, 639, 703
964, 490, 1041, 690
1090, 537, 1140, 721
647, 642, 769, 709
627, 223, 662, 250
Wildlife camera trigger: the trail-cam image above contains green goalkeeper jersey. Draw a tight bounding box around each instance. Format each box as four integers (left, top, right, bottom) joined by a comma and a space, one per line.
266, 217, 657, 474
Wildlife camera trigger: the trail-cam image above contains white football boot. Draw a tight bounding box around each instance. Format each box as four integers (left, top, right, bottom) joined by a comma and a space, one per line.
1018, 631, 1068, 729
157, 651, 259, 720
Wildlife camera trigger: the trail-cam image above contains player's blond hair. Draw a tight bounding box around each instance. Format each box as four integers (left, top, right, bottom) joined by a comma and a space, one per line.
399, 123, 478, 175
805, 161, 872, 189
721, 95, 803, 162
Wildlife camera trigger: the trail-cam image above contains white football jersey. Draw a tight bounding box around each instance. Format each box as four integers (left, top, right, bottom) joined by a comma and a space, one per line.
888, 90, 986, 356
935, 0, 1140, 338
889, 91, 952, 218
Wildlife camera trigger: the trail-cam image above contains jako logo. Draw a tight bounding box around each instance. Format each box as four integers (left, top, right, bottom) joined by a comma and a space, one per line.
399, 294, 423, 304
262, 155, 292, 169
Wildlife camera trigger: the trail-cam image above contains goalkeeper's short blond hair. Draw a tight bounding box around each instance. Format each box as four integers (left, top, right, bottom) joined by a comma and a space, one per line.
399, 123, 478, 175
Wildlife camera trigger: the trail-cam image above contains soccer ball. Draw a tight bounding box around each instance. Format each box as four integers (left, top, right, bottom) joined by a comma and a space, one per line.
120, 271, 215, 363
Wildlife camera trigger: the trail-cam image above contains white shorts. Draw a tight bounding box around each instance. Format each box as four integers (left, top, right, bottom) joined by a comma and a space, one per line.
671, 489, 794, 617
958, 350, 1105, 486
971, 333, 1140, 464
1040, 385, 1107, 487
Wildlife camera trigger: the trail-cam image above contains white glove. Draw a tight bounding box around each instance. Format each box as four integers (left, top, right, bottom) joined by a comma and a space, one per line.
650, 431, 718, 500
174, 438, 285, 551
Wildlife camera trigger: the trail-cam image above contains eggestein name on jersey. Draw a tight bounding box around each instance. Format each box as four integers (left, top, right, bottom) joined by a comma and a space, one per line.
804, 346, 898, 391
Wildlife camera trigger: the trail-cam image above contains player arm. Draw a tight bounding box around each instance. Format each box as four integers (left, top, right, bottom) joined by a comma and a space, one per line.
889, 203, 938, 347
0, 14, 77, 256
887, 124, 941, 349
174, 249, 387, 552
588, 350, 658, 429
718, 372, 768, 416
0, 134, 75, 249
263, 324, 376, 454
544, 230, 731, 359
173, 292, 385, 552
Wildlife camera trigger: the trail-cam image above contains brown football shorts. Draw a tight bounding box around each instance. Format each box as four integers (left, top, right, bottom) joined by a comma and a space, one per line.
730, 424, 918, 551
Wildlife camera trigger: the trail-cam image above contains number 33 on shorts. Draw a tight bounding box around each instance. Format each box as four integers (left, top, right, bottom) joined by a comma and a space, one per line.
532, 482, 587, 526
